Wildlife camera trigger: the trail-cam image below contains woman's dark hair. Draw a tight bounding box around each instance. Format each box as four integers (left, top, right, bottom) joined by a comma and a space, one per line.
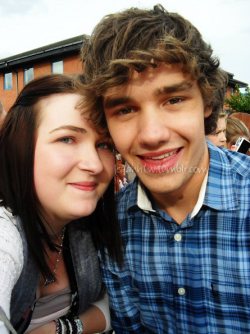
82, 4, 228, 134
0, 74, 123, 281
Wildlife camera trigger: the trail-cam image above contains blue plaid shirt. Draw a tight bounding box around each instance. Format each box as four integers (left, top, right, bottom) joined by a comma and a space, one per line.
100, 143, 250, 333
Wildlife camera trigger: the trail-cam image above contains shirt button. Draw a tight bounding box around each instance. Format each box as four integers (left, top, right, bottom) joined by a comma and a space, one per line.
178, 287, 186, 296
174, 233, 182, 242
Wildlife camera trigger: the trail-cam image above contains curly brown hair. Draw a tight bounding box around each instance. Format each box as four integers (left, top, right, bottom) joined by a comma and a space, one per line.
81, 4, 228, 134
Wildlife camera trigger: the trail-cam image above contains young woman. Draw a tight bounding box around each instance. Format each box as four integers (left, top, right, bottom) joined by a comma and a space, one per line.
0, 74, 122, 334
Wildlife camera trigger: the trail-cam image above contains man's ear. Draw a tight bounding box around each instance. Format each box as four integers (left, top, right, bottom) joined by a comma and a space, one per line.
204, 107, 212, 118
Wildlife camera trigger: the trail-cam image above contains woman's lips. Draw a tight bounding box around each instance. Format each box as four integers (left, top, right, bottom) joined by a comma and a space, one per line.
69, 182, 97, 191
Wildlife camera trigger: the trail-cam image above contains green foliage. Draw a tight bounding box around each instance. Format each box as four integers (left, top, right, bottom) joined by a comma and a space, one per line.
225, 86, 250, 114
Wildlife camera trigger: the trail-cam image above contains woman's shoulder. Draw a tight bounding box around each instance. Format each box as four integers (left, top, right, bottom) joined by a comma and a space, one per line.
0, 206, 16, 223
0, 206, 23, 323
0, 206, 23, 263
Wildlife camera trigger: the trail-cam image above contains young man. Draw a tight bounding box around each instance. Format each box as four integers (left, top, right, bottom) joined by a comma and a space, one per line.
82, 5, 250, 333
207, 112, 227, 148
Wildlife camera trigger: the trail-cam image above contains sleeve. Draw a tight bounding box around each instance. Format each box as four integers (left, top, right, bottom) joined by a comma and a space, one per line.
0, 209, 23, 323
99, 254, 146, 333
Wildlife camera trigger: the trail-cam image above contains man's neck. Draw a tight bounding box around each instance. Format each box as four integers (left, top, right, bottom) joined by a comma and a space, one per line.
159, 175, 206, 224
151, 153, 209, 225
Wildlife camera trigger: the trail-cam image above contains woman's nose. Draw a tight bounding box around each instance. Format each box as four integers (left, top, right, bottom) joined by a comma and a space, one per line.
77, 145, 104, 174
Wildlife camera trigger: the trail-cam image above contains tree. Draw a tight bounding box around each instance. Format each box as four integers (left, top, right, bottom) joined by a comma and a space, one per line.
225, 86, 250, 114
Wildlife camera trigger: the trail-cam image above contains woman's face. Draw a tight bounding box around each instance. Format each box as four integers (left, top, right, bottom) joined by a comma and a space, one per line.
34, 93, 115, 227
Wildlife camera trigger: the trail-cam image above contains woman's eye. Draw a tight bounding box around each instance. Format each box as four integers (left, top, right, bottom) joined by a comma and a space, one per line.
58, 137, 74, 144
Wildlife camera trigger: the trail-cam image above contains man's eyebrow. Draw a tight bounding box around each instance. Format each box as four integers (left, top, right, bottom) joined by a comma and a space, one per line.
104, 82, 193, 108
104, 97, 130, 109
49, 125, 86, 134
155, 81, 193, 96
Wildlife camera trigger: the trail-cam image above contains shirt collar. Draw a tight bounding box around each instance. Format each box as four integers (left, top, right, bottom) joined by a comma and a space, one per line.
190, 171, 208, 218
136, 172, 208, 218
137, 181, 156, 213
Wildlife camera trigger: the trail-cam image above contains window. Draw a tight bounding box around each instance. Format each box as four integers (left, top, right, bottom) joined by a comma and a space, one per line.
4, 72, 13, 90
52, 60, 63, 74
24, 67, 34, 84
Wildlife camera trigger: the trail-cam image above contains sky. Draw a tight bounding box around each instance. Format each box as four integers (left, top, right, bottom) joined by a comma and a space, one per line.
1, 0, 249, 85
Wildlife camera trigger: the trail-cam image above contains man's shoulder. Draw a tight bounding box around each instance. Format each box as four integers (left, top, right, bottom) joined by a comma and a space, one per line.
209, 144, 250, 179
116, 179, 137, 205
114, 180, 140, 227
222, 149, 250, 178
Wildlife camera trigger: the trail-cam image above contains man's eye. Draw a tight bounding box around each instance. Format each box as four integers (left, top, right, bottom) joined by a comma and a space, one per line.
58, 137, 74, 144
168, 97, 183, 105
117, 107, 134, 115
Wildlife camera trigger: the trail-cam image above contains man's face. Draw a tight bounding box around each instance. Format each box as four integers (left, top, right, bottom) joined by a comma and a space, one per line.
103, 64, 211, 204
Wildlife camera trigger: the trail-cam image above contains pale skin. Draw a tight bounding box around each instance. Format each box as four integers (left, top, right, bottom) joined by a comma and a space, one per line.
104, 63, 211, 224
28, 93, 115, 333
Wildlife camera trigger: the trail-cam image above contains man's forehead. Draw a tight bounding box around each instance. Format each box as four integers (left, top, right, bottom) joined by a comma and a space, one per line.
104, 63, 192, 95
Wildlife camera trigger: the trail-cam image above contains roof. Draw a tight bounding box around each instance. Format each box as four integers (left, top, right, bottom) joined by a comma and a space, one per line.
0, 35, 87, 71
227, 72, 248, 88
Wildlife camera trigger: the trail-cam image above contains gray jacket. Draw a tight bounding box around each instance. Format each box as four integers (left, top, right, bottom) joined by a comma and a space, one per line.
10, 218, 103, 332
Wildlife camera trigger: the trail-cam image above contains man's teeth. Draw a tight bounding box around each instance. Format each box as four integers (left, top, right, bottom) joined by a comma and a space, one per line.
150, 151, 176, 160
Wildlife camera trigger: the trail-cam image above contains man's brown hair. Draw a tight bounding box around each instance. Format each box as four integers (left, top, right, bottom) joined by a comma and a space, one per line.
82, 4, 228, 134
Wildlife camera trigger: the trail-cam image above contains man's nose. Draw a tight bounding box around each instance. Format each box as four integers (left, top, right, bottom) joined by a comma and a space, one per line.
137, 109, 171, 147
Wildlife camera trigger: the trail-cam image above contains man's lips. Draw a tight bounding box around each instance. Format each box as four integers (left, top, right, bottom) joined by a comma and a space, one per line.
68, 182, 97, 191
139, 149, 179, 159
137, 148, 182, 173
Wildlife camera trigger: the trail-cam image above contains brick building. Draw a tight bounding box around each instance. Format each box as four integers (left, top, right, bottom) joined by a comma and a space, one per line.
0, 35, 248, 111
0, 35, 86, 111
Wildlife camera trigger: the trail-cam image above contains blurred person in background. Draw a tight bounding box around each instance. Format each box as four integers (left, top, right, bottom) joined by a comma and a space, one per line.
226, 116, 250, 151
206, 112, 227, 148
